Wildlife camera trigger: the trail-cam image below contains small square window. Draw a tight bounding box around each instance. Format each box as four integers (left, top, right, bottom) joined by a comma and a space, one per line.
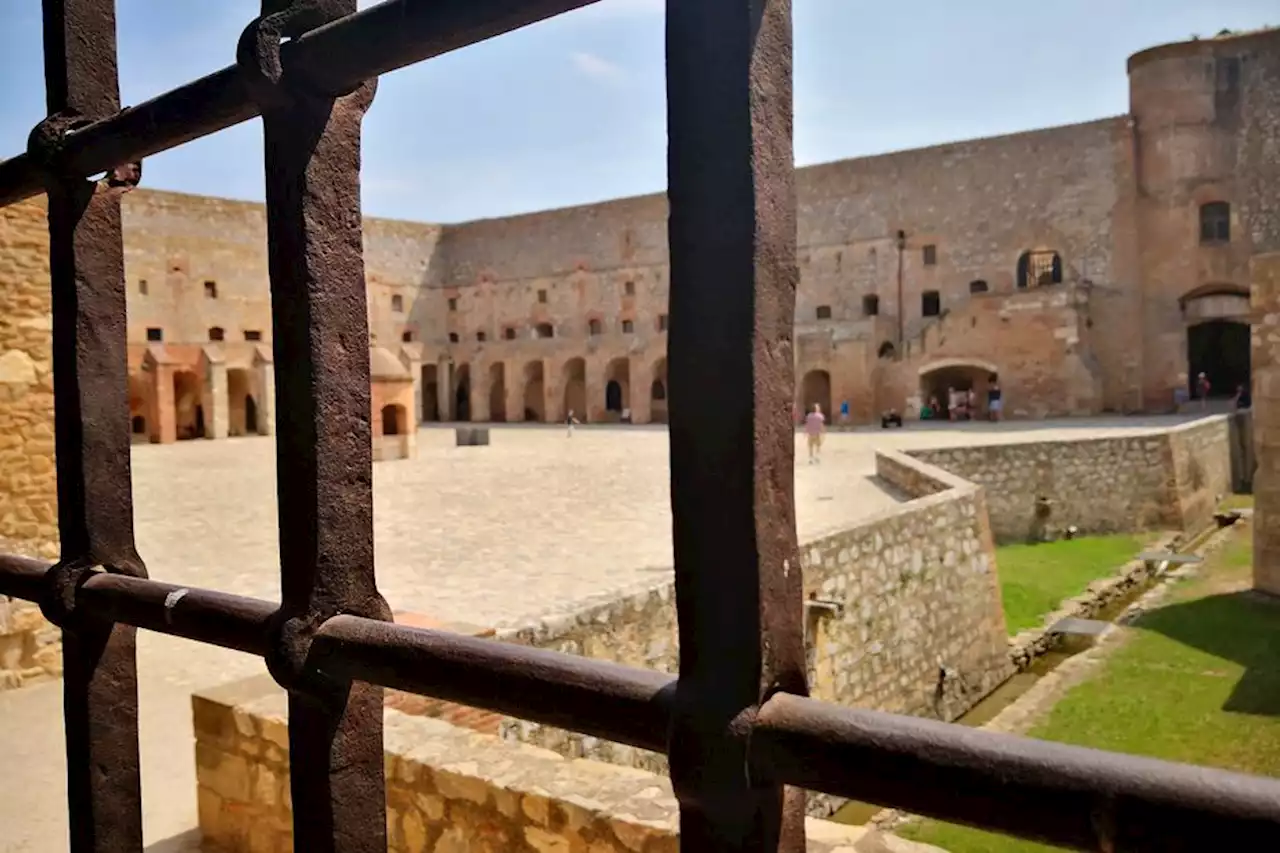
624, 281, 635, 296
537, 289, 548, 304
862, 295, 880, 317
244, 330, 262, 342
448, 332, 459, 343
658, 314, 669, 332
622, 319, 634, 334
922, 290, 941, 317
146, 327, 163, 342
477, 331, 487, 342
816, 305, 832, 320
401, 331, 414, 343
208, 327, 225, 342
922, 245, 937, 266
448, 297, 457, 312
391, 294, 404, 313
503, 327, 517, 341
138, 279, 149, 295
588, 319, 603, 336
204, 280, 218, 299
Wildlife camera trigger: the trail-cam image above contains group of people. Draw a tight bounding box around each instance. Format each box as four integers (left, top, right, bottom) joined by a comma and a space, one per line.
920, 379, 1003, 422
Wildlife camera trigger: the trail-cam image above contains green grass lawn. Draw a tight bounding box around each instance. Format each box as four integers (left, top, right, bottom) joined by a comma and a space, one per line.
996, 535, 1146, 635
899, 529, 1280, 852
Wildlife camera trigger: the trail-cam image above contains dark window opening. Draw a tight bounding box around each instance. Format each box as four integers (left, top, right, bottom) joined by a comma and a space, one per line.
651, 380, 667, 401
244, 330, 262, 342
208, 327, 225, 342
402, 331, 414, 343
1016, 251, 1063, 288
476, 331, 487, 342
503, 327, 517, 341
624, 280, 635, 296
589, 319, 603, 336
537, 289, 547, 304
862, 295, 879, 317
139, 279, 148, 295
391, 294, 403, 313
146, 327, 163, 342
922, 244, 937, 266
658, 314, 669, 332
877, 341, 896, 359
448, 333, 459, 343
204, 280, 217, 299
969, 279, 989, 294
922, 291, 941, 317
536, 323, 554, 339
1200, 202, 1231, 244
622, 320, 634, 334
448, 297, 457, 312
816, 305, 832, 320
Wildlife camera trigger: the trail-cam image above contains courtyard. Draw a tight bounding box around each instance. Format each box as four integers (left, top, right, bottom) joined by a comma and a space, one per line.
0, 415, 1197, 851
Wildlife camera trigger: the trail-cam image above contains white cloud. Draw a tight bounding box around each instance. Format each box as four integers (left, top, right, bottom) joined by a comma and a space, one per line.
571, 51, 625, 81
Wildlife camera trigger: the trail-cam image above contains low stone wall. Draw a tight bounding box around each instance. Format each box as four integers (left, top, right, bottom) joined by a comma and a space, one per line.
500, 450, 1014, 801
0, 198, 60, 690
194, 675, 908, 853
908, 416, 1231, 544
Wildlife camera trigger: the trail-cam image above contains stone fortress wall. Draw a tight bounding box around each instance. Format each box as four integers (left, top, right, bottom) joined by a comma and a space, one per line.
113, 29, 1280, 438
0, 198, 61, 689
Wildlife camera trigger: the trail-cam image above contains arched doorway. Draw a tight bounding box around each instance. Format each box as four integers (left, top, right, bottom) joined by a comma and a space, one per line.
650, 357, 668, 423
488, 362, 506, 422
227, 368, 256, 436
131, 415, 146, 436
562, 358, 586, 421
605, 357, 630, 421
173, 371, 203, 440
245, 395, 258, 434
800, 369, 832, 418
918, 358, 997, 419
1188, 320, 1249, 400
422, 365, 439, 422
523, 361, 546, 422
381, 404, 405, 436
453, 364, 471, 422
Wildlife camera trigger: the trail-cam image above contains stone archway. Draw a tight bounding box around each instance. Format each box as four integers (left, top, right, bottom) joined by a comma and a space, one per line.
227, 367, 256, 436
173, 370, 204, 440
422, 364, 439, 422
454, 364, 471, 422
649, 357, 668, 424
488, 362, 506, 422
523, 361, 546, 422
605, 357, 630, 421
800, 369, 831, 418
381, 403, 407, 436
918, 358, 997, 419
562, 358, 586, 422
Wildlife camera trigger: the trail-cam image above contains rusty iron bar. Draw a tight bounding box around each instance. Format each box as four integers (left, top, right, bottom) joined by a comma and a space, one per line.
316, 614, 675, 752
34, 1, 148, 850
754, 693, 1280, 851
4, 556, 1280, 850
664, 0, 805, 850
0, 0, 605, 207
248, 1, 390, 850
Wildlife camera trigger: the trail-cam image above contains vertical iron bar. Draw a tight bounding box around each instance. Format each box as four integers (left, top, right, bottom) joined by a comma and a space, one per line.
664, 1, 805, 851
40, 1, 147, 850
251, 2, 389, 851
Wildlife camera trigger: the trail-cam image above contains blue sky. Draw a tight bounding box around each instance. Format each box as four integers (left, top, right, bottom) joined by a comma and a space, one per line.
0, 1, 1275, 223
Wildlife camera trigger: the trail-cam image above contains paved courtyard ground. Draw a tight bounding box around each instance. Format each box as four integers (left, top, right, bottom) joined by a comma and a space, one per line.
0, 415, 1197, 851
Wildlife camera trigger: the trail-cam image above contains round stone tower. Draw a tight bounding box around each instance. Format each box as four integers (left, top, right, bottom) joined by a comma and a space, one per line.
1127, 29, 1279, 407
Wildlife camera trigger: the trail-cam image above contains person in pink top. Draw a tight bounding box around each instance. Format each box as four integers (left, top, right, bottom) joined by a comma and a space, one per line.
804, 403, 826, 465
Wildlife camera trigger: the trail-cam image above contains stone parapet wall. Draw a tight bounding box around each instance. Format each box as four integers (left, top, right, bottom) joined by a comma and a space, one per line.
193, 675, 895, 853
500, 450, 1013, 792
907, 416, 1231, 544
0, 198, 60, 690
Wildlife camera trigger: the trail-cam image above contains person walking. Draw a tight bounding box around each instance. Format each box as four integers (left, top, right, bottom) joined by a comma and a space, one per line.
804, 403, 826, 465
839, 399, 850, 425
566, 409, 580, 437
987, 379, 1003, 422
1197, 372, 1212, 411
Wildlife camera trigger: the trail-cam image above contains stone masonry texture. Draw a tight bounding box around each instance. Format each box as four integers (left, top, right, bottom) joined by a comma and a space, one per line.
0, 197, 61, 690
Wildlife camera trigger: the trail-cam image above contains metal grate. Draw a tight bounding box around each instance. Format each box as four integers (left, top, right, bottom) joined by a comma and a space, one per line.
2, 2, 1280, 851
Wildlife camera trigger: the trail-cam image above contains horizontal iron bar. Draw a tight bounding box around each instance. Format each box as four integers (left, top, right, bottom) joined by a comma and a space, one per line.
4, 552, 1280, 850
754, 693, 1280, 851
0, 0, 603, 206
315, 614, 674, 753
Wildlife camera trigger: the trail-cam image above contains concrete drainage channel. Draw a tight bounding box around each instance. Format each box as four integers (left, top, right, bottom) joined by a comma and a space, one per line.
831, 515, 1240, 829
